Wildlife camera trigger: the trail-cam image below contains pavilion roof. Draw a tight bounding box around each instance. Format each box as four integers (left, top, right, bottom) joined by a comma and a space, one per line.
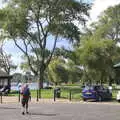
113, 63, 120, 68
0, 70, 12, 79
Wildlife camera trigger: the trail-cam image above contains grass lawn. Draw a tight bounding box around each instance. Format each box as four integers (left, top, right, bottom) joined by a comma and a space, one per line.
8, 87, 119, 102
9, 89, 54, 98
9, 87, 82, 100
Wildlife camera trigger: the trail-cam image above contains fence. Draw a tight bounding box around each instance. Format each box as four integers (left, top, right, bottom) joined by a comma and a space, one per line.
0, 87, 119, 103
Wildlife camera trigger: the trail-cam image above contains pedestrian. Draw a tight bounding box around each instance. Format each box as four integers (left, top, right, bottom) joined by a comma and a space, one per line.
20, 84, 31, 115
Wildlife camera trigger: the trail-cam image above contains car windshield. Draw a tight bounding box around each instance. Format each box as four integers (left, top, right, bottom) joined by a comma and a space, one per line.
84, 86, 94, 90
83, 85, 105, 91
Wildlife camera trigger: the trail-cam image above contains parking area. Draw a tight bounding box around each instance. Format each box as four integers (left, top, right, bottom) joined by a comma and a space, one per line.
0, 101, 120, 120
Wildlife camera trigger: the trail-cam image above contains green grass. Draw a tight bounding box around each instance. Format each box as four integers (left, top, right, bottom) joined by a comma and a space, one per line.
9, 89, 54, 98
8, 87, 82, 100
37, 89, 54, 98
8, 87, 119, 102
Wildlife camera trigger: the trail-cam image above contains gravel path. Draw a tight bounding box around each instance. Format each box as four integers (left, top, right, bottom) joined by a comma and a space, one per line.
0, 97, 120, 120
0, 102, 120, 120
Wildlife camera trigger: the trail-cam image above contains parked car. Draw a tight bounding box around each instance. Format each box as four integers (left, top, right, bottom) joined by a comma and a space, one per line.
82, 85, 112, 101
116, 91, 120, 102
43, 82, 53, 89
0, 85, 10, 95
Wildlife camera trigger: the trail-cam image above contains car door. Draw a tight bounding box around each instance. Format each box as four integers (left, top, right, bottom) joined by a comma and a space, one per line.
101, 87, 111, 99
97, 86, 106, 99
104, 88, 112, 99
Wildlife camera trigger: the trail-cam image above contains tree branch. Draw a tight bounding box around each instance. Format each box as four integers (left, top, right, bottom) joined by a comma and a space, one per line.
13, 38, 38, 75
45, 35, 58, 67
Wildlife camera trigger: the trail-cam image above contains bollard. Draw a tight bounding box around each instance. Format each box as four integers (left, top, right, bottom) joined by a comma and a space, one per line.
18, 90, 20, 102
36, 89, 39, 101
0, 93, 2, 104
54, 89, 56, 101
39, 88, 41, 99
69, 90, 71, 101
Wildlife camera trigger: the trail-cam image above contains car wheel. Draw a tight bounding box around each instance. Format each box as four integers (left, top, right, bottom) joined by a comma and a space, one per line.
83, 98, 86, 101
98, 96, 102, 102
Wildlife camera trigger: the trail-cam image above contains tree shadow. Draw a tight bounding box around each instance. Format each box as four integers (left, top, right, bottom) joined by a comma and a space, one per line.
29, 112, 58, 116
0, 107, 18, 109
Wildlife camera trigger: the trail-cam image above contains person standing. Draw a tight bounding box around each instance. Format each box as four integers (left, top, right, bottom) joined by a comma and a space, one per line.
20, 84, 31, 115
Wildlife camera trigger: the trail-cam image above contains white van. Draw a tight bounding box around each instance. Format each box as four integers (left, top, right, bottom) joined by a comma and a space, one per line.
116, 91, 120, 102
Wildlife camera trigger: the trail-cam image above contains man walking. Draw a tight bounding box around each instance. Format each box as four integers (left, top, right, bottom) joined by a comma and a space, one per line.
20, 84, 31, 115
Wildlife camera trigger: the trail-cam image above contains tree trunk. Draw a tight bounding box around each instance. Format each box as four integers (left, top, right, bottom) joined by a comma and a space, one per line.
38, 70, 44, 99
40, 74, 44, 88
100, 72, 104, 85
109, 76, 112, 86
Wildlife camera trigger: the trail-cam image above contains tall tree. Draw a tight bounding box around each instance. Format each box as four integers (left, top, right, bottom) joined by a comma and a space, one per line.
75, 37, 117, 85
0, 42, 17, 74
67, 4, 120, 85
88, 4, 120, 43
0, 0, 91, 98
66, 59, 82, 84
48, 57, 68, 85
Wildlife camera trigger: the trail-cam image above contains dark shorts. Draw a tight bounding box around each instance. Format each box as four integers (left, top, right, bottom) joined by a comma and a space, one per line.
21, 97, 29, 106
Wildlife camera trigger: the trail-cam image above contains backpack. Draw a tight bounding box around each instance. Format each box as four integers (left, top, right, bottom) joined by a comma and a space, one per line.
22, 88, 30, 96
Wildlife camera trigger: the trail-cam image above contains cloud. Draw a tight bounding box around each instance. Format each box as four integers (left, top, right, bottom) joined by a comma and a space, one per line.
0, 0, 7, 8
89, 0, 120, 23
0, 1, 2, 8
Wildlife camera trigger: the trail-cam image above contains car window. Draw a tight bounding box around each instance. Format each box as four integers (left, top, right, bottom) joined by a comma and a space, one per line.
94, 86, 104, 90
100, 86, 104, 90
84, 85, 107, 91
94, 86, 100, 90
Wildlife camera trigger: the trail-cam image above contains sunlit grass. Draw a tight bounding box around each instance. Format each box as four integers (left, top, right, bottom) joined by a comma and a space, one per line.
8, 86, 119, 102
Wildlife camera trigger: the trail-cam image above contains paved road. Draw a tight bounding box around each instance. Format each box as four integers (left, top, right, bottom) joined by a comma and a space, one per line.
0, 102, 120, 120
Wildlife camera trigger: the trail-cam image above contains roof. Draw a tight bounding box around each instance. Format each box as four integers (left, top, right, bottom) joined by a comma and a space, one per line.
113, 63, 120, 68
0, 70, 8, 76
0, 70, 12, 79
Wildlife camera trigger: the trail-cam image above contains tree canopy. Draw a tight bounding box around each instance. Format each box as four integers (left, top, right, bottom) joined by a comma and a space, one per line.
88, 4, 120, 43
0, 0, 91, 91
73, 4, 120, 85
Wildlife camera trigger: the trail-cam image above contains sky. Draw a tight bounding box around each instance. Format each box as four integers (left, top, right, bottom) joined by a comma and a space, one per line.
0, 0, 120, 73
89, 0, 120, 22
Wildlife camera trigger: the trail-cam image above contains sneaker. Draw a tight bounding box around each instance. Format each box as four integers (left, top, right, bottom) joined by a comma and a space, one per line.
22, 112, 25, 115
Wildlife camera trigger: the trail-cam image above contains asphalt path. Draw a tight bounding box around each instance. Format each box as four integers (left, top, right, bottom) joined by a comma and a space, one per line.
0, 102, 120, 120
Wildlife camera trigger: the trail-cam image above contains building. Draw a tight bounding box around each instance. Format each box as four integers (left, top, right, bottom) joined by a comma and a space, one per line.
0, 70, 12, 89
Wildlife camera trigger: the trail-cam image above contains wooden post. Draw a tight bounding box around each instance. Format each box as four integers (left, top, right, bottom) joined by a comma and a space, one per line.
54, 89, 56, 102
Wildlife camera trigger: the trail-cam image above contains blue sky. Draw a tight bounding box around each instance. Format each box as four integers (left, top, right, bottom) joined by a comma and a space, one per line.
0, 0, 120, 73
3, 38, 72, 73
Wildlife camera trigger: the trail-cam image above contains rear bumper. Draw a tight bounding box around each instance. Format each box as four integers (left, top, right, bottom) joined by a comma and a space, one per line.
82, 95, 97, 100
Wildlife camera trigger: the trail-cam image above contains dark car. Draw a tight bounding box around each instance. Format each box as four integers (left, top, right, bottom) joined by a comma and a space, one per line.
0, 85, 10, 95
82, 85, 112, 101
